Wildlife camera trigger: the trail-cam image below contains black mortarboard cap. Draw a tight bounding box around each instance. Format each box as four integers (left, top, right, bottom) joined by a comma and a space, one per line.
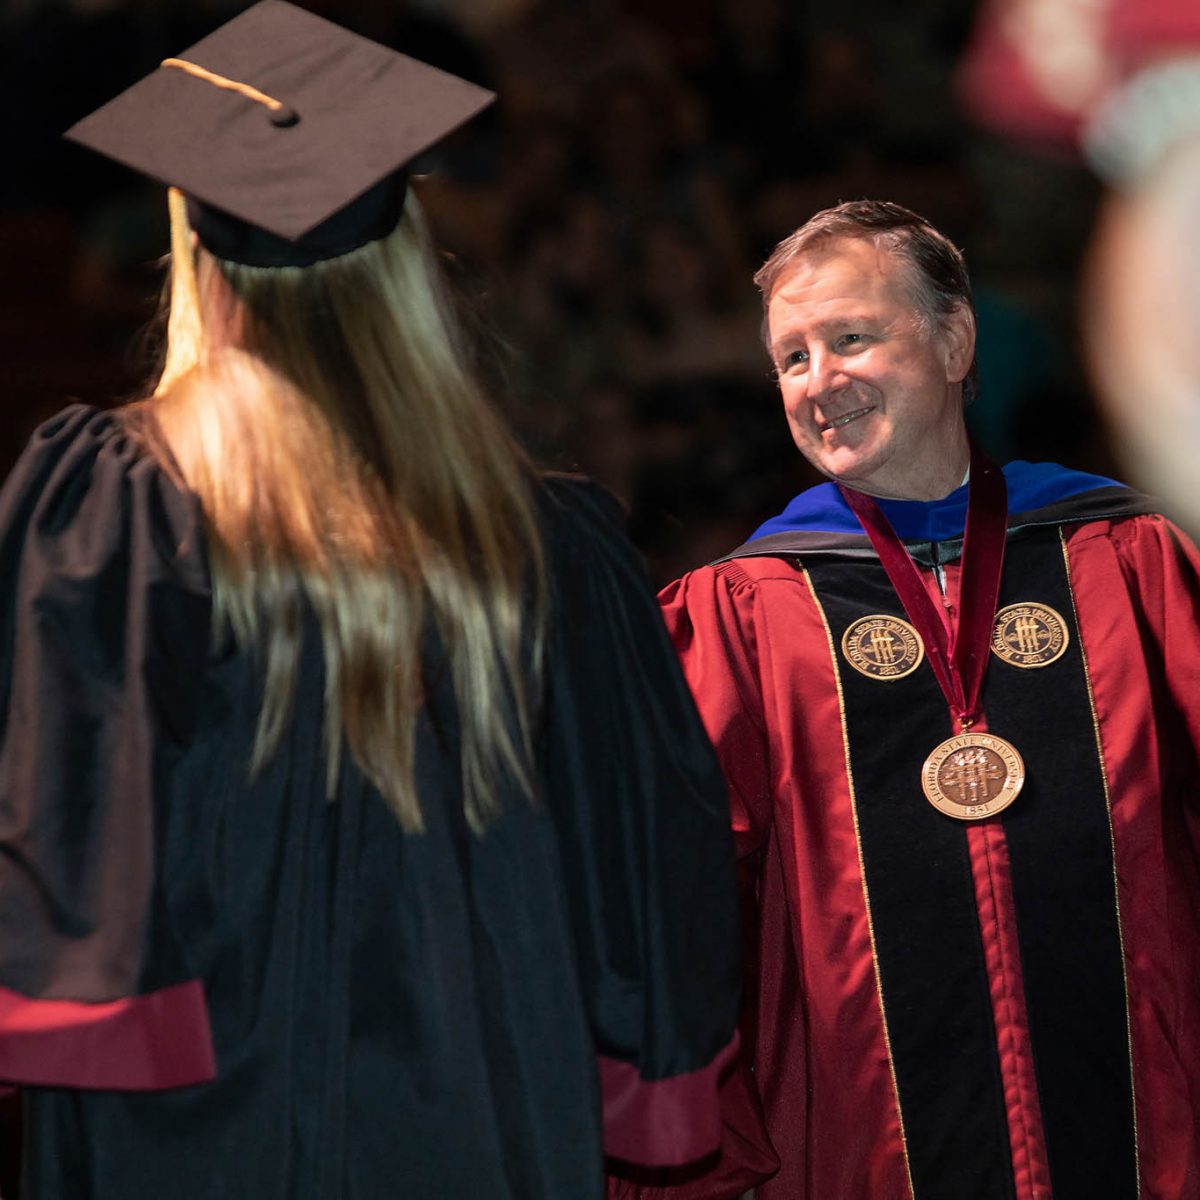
65, 0, 494, 266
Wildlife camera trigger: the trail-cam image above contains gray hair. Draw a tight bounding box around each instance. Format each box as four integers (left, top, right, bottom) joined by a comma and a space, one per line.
754, 199, 978, 403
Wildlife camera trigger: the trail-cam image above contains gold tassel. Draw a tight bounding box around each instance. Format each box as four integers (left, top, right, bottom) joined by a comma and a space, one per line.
156, 186, 205, 395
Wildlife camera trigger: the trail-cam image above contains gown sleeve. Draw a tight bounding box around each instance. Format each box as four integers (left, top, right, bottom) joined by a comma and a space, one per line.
658, 565, 773, 861
536, 478, 747, 1174
0, 405, 216, 1090
1112, 514, 1200, 801
600, 565, 779, 1200
1113, 516, 1200, 748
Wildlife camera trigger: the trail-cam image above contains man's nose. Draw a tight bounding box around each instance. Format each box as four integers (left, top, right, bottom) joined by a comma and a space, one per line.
806, 347, 845, 400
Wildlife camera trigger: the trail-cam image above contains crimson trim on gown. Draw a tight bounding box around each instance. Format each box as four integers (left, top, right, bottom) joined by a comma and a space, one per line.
0, 980, 216, 1090
600, 1033, 740, 1166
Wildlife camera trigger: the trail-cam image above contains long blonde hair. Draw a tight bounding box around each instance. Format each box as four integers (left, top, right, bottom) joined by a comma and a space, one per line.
134, 187, 545, 833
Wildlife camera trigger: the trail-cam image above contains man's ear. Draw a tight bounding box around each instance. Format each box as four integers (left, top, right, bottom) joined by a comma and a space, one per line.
941, 301, 976, 384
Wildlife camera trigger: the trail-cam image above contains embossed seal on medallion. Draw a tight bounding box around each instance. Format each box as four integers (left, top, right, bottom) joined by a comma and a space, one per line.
990, 602, 1070, 668
921, 732, 1025, 820
841, 615, 925, 680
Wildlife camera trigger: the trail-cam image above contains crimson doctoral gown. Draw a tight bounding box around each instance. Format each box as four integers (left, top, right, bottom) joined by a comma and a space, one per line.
649, 463, 1200, 1200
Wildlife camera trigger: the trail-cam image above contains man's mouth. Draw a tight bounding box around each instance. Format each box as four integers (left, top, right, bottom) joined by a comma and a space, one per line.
819, 406, 874, 433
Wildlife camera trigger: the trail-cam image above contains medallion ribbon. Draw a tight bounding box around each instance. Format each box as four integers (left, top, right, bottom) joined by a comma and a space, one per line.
838, 438, 1006, 731
839, 440, 1024, 819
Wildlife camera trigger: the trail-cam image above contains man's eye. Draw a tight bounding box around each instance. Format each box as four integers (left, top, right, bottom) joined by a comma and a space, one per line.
781, 349, 808, 371
839, 333, 863, 349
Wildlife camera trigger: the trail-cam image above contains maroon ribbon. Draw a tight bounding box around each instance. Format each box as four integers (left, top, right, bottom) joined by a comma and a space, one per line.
838, 440, 1008, 730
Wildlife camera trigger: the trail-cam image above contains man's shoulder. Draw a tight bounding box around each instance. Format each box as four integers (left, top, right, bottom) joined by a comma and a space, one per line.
1003, 460, 1158, 529
1063, 508, 1198, 567
714, 462, 1160, 565
685, 552, 809, 587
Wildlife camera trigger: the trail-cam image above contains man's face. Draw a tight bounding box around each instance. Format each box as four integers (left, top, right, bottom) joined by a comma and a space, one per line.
766, 237, 974, 500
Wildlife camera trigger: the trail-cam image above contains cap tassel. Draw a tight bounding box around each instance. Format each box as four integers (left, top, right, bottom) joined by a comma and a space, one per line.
160, 57, 299, 126
156, 187, 206, 396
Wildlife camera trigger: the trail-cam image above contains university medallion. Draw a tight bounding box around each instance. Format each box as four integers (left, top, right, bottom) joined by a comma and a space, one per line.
921, 732, 1025, 820
841, 615, 925, 681
991, 603, 1069, 668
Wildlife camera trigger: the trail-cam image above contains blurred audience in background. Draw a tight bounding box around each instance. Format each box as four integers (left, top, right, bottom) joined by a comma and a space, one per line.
2, 0, 1116, 592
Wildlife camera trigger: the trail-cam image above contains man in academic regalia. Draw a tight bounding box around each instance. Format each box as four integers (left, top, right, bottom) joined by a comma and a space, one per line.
625, 199, 1200, 1200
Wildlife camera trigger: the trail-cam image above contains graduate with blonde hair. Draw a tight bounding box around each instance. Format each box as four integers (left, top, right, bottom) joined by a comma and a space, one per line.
0, 5, 741, 1197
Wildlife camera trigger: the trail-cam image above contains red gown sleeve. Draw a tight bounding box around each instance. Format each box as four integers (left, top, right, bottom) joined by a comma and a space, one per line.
1111, 515, 1200, 798
659, 566, 773, 861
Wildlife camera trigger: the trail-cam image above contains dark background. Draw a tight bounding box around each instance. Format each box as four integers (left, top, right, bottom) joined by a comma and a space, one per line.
0, 0, 1111, 1187
1, 0, 1115, 584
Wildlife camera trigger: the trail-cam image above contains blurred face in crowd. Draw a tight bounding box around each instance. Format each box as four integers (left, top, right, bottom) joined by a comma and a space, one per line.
1085, 140, 1200, 538
766, 236, 974, 500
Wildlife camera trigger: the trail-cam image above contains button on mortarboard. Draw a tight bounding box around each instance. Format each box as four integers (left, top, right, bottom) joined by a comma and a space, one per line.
64, 0, 494, 266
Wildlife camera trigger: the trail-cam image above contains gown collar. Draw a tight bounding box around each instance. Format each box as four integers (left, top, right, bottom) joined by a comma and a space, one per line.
749, 461, 1126, 544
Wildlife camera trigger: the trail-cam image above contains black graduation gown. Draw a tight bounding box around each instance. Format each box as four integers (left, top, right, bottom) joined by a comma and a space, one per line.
0, 406, 740, 1200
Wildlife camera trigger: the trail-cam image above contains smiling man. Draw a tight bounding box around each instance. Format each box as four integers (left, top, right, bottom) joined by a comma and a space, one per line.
644, 201, 1200, 1200
766, 228, 974, 501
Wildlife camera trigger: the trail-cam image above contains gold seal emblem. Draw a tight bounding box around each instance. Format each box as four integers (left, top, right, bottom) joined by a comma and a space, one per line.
841, 615, 925, 681
990, 603, 1070, 668
921, 732, 1025, 820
